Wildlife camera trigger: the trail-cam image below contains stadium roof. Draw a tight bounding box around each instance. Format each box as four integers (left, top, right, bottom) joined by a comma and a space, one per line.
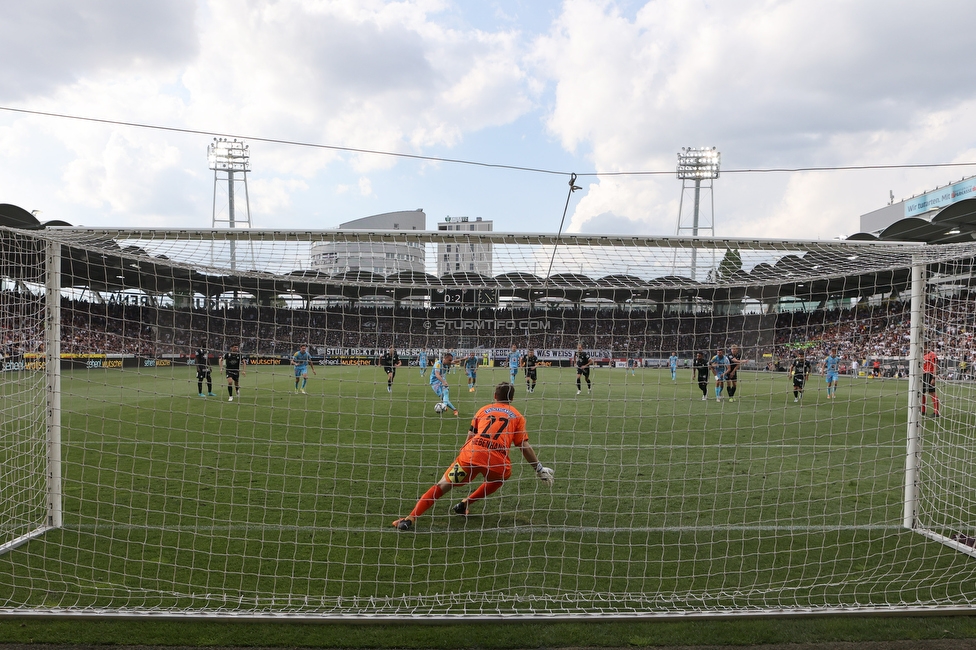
0, 202, 940, 308
848, 197, 976, 243
0, 203, 71, 229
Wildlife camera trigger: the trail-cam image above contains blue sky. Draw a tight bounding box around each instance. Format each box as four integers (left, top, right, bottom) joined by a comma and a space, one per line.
2, 0, 976, 239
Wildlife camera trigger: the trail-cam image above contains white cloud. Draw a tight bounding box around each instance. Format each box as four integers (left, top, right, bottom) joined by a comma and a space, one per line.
182, 0, 535, 171
3, 0, 976, 239
249, 177, 308, 217
0, 0, 540, 228
533, 0, 976, 238
358, 176, 374, 197
0, 0, 198, 100
32, 76, 193, 216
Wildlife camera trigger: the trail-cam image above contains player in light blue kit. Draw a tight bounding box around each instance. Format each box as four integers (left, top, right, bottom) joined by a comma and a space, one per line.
430, 352, 458, 415
418, 350, 428, 376
709, 348, 730, 402
507, 344, 523, 384
668, 352, 679, 382
464, 351, 479, 392
292, 344, 316, 394
822, 347, 840, 399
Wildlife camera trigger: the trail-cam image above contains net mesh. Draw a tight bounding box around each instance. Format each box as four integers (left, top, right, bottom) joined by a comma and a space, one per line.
2, 226, 976, 617
0, 232, 48, 555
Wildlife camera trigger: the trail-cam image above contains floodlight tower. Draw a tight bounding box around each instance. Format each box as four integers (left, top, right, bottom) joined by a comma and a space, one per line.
675, 147, 720, 280
208, 137, 252, 271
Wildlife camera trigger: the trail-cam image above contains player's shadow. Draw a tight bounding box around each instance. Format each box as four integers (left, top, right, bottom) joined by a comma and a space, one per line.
442, 510, 533, 530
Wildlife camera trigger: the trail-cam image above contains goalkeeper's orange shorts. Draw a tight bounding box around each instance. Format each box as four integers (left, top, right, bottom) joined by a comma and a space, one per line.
442, 453, 512, 485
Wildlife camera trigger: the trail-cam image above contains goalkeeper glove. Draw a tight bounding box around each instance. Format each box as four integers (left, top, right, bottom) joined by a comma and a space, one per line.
535, 463, 554, 485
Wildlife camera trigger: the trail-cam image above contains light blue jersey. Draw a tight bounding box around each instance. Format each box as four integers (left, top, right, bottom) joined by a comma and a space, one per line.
429, 359, 457, 411
710, 354, 730, 380
824, 353, 841, 397
824, 354, 840, 375
293, 350, 311, 376
824, 354, 840, 386
429, 359, 444, 387
508, 350, 523, 380
709, 353, 730, 399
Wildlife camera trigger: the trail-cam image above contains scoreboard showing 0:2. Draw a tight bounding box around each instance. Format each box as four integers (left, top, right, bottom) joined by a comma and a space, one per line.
434, 288, 498, 306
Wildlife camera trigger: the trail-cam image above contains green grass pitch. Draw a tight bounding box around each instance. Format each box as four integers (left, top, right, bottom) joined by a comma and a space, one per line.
3, 364, 976, 615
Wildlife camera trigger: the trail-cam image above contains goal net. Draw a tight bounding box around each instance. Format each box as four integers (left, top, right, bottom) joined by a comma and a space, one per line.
2, 226, 976, 618
0, 232, 56, 557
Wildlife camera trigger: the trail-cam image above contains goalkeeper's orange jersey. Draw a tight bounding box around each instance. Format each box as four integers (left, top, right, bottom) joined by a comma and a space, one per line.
459, 402, 528, 469
923, 351, 937, 375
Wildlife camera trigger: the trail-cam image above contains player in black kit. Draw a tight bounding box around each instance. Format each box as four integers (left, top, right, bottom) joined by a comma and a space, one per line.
790, 351, 812, 403
380, 346, 402, 393
693, 352, 710, 400
194, 344, 215, 397
523, 349, 539, 393
726, 344, 742, 402
574, 344, 593, 395
221, 344, 246, 402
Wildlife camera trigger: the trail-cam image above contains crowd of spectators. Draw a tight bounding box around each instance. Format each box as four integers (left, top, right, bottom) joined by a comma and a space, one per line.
768, 295, 976, 374
3, 291, 976, 375
770, 302, 913, 366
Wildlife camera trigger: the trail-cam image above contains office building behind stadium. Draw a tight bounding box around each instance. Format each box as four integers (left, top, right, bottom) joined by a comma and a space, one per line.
436, 216, 492, 276
310, 210, 426, 275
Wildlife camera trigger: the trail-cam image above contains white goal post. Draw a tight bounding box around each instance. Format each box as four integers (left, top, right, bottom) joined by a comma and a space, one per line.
4, 225, 976, 618
0, 236, 60, 557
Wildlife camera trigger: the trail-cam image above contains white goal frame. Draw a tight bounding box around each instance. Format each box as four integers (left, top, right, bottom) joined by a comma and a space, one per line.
4, 226, 976, 618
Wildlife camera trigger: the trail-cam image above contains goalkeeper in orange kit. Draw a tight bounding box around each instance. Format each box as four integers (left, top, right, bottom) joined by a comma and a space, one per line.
392, 382, 554, 531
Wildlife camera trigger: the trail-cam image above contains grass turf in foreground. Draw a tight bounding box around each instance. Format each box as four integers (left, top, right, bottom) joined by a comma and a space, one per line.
2, 365, 976, 616
4, 615, 976, 648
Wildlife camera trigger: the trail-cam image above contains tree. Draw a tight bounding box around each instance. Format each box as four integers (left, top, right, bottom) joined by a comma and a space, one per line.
717, 248, 742, 282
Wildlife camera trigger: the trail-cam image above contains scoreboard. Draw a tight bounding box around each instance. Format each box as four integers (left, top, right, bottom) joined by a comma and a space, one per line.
433, 288, 498, 306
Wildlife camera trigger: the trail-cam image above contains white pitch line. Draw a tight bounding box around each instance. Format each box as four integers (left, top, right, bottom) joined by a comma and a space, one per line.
61, 523, 903, 534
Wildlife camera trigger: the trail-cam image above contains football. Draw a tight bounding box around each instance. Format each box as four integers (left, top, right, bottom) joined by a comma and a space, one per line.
433, 402, 446, 414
